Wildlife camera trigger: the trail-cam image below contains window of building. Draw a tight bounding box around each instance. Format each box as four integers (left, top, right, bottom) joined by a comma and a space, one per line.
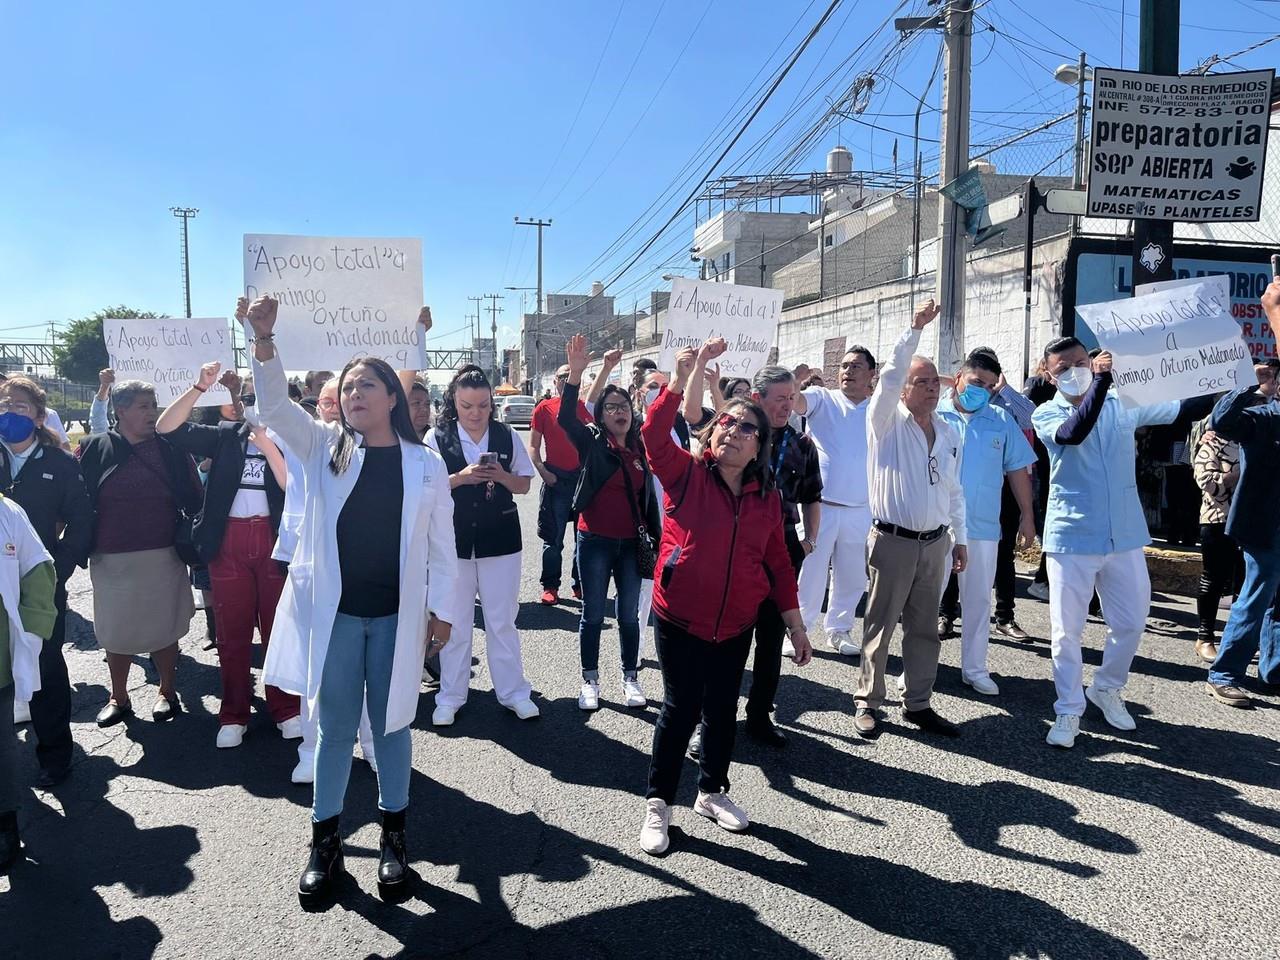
825, 235, 834, 248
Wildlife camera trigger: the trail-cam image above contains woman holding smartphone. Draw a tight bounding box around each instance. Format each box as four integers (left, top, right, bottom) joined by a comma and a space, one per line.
426, 365, 538, 725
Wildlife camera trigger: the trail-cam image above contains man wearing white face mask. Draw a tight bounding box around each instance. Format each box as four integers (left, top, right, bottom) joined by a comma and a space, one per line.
1033, 336, 1216, 748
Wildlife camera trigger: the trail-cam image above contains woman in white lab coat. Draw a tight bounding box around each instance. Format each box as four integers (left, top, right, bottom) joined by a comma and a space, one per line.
244, 296, 458, 907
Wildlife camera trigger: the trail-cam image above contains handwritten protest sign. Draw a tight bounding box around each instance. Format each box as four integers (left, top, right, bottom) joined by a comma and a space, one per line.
658, 279, 782, 379
103, 317, 235, 408
243, 234, 425, 369
1076, 276, 1253, 408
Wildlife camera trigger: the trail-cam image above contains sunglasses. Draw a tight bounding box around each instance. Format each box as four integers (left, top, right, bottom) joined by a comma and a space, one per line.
239, 393, 256, 407
715, 412, 761, 439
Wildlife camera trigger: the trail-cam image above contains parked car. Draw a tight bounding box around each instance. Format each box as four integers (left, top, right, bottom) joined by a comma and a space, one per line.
497, 395, 536, 429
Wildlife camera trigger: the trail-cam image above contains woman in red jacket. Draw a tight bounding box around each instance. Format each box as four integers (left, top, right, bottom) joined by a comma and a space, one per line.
637, 344, 812, 856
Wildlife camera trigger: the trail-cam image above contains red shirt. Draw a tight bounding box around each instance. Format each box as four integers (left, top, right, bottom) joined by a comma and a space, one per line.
93, 439, 179, 554
578, 442, 647, 539
532, 396, 590, 472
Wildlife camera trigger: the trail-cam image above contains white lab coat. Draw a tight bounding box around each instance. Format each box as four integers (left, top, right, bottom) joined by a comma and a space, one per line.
252, 352, 459, 735
0, 496, 54, 701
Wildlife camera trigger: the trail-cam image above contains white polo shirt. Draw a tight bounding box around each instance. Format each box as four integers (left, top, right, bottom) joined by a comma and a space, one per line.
800, 386, 870, 508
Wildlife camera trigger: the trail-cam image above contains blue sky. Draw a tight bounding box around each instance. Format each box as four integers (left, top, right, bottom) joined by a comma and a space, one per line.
2, 0, 1277, 356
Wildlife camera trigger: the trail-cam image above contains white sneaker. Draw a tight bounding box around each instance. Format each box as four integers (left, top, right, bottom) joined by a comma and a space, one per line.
1046, 714, 1080, 748
963, 674, 1000, 696
507, 698, 540, 720
578, 680, 600, 711
277, 716, 303, 740
432, 704, 457, 726
827, 629, 860, 657
1027, 581, 1050, 601
216, 724, 247, 749
638, 798, 670, 855
291, 755, 314, 784
782, 636, 796, 658
622, 676, 647, 708
694, 790, 749, 833
13, 699, 31, 724
1086, 685, 1137, 731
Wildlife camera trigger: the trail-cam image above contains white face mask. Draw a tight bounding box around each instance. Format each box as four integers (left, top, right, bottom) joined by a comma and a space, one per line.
1055, 365, 1094, 398
643, 386, 660, 408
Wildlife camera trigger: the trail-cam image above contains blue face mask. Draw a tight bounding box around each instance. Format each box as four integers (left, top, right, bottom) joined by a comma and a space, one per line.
0, 412, 36, 444
957, 384, 991, 413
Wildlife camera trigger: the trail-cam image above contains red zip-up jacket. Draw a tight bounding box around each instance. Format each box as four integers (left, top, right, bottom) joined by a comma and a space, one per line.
641, 386, 800, 643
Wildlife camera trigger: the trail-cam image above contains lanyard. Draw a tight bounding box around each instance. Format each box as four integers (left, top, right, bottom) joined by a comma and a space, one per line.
771, 430, 792, 484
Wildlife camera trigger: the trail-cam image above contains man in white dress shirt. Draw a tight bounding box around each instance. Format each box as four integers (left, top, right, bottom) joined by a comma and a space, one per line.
854, 300, 967, 739
791, 345, 877, 657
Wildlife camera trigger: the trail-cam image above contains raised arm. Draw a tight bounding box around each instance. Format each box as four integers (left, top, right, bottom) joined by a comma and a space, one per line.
642, 348, 697, 497
244, 295, 330, 463
584, 348, 622, 407
90, 368, 113, 433
868, 299, 937, 437
1050, 353, 1114, 446
156, 361, 222, 436
682, 338, 727, 424
558, 335, 596, 452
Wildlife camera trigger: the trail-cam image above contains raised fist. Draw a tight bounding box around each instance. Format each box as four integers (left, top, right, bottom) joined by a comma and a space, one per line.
246, 296, 278, 338
197, 361, 222, 392
99, 368, 115, 388
235, 296, 250, 323
418, 306, 433, 332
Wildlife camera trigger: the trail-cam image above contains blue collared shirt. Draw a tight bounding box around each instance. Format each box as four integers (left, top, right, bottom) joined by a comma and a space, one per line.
1032, 390, 1179, 554
937, 397, 1034, 542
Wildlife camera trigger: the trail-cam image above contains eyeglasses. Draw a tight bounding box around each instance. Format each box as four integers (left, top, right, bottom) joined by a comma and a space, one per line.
317, 397, 338, 409
239, 393, 255, 407
928, 454, 940, 486
602, 402, 631, 415
715, 412, 761, 439
555, 374, 569, 382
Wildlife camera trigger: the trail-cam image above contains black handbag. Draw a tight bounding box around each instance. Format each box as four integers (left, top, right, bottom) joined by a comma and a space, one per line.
618, 452, 657, 579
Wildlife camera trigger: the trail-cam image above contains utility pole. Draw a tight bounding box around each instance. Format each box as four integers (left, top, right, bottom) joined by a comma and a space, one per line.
170, 207, 198, 318
482, 293, 504, 385
1131, 0, 1179, 290
935, 0, 973, 371
467, 296, 484, 365
515, 217, 551, 386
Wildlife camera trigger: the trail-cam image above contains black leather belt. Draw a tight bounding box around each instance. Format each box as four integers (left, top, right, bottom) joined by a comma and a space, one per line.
874, 520, 948, 543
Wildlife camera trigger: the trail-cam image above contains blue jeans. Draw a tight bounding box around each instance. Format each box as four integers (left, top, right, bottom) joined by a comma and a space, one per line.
539, 468, 581, 592
313, 613, 410, 822
577, 531, 641, 679
1210, 532, 1280, 687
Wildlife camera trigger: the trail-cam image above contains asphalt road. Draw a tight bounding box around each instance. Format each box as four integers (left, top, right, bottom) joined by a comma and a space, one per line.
3, 450, 1278, 960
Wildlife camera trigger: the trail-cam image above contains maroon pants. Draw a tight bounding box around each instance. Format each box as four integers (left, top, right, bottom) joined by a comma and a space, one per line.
209, 517, 299, 726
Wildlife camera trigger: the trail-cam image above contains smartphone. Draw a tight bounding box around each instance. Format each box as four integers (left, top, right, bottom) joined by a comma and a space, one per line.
1271, 253, 1280, 278
479, 452, 499, 467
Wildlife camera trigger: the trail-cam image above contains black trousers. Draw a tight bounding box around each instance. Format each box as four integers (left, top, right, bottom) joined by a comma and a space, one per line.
28, 580, 72, 776
1198, 522, 1244, 639
941, 482, 1019, 624
745, 534, 804, 723
647, 618, 753, 803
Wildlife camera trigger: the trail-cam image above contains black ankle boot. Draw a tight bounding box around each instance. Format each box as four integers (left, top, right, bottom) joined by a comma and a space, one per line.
377, 808, 409, 898
298, 816, 343, 905
202, 608, 217, 651
0, 810, 20, 875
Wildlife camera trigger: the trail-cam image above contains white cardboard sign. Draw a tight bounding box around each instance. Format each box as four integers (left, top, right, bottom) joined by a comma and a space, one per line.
658, 279, 782, 379
243, 234, 425, 369
103, 317, 236, 408
1077, 276, 1252, 408
1086, 67, 1273, 222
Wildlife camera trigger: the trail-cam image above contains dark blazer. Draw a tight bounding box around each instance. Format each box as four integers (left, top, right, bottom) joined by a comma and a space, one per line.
0, 442, 93, 583
162, 421, 285, 564
1211, 385, 1280, 551
557, 381, 662, 537
78, 431, 205, 557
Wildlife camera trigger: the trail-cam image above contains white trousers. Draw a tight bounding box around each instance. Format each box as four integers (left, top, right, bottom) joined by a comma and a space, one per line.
797, 502, 872, 634
299, 695, 374, 766
1047, 548, 1150, 716
436, 552, 532, 709
956, 538, 999, 682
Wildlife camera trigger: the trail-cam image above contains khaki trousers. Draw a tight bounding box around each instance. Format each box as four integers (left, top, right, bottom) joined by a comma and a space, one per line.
856, 526, 951, 711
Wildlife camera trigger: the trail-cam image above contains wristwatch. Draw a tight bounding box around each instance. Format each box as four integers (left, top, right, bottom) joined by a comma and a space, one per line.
802, 537, 816, 552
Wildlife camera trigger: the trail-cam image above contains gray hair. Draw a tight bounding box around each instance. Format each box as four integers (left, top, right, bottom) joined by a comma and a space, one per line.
751, 365, 795, 397
111, 380, 156, 410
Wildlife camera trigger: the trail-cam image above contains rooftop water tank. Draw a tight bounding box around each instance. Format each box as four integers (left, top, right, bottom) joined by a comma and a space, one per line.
827, 146, 853, 175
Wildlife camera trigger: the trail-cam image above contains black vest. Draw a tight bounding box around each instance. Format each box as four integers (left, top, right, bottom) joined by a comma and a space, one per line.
432, 421, 522, 559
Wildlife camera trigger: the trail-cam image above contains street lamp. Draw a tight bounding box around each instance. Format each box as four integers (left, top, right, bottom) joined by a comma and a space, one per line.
1054, 54, 1092, 191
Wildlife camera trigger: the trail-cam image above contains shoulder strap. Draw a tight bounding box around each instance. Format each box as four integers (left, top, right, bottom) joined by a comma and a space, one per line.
616, 452, 648, 535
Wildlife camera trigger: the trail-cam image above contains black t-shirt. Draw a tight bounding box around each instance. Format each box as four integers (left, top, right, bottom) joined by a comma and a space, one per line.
336, 445, 404, 618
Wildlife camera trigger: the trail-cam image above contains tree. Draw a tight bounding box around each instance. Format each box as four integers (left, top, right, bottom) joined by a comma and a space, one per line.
53, 306, 166, 383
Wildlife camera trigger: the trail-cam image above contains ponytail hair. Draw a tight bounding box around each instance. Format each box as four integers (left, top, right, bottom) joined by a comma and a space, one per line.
438, 365, 495, 426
